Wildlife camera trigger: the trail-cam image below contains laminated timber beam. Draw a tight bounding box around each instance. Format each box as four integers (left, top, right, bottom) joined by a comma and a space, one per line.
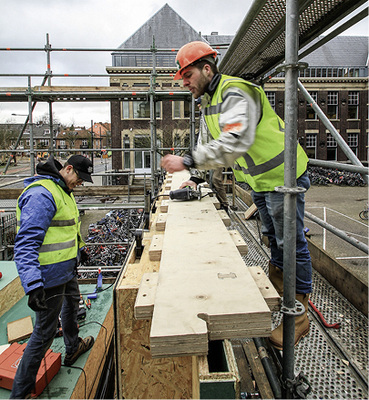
142, 171, 274, 359
114, 172, 279, 399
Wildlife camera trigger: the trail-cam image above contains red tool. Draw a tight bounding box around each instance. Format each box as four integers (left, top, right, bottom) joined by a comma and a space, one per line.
85, 299, 91, 309
308, 299, 341, 329
0, 343, 61, 396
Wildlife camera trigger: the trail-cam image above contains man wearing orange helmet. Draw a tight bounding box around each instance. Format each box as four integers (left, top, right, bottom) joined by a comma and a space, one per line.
161, 41, 312, 350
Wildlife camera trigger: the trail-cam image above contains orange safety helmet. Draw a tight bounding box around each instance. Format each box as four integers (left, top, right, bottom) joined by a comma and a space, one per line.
174, 41, 218, 80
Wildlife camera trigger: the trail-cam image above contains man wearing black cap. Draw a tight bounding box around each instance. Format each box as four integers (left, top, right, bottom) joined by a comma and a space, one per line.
10, 155, 94, 398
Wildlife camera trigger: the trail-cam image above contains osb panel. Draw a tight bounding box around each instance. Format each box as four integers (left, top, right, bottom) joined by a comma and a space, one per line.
118, 287, 193, 399
0, 276, 24, 318
71, 305, 114, 399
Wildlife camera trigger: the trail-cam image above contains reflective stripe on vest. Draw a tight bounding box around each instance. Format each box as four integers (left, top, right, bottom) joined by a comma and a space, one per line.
203, 75, 308, 191
16, 179, 81, 265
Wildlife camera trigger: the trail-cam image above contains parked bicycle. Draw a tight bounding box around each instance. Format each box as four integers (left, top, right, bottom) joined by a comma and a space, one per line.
359, 204, 368, 220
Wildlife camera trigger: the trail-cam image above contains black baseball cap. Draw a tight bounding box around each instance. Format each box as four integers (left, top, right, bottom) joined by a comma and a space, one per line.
67, 155, 93, 183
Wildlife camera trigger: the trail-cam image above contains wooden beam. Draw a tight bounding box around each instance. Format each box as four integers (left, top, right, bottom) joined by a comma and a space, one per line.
307, 238, 368, 316
149, 172, 271, 358
242, 341, 274, 400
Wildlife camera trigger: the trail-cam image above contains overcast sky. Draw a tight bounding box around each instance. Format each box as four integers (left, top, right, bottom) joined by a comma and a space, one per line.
0, 0, 367, 128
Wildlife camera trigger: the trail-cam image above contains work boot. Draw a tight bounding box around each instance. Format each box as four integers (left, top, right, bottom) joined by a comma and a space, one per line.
268, 261, 284, 297
64, 336, 94, 366
269, 293, 310, 350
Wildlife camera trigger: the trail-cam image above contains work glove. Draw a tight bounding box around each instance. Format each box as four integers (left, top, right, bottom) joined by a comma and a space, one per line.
79, 247, 89, 264
28, 287, 48, 312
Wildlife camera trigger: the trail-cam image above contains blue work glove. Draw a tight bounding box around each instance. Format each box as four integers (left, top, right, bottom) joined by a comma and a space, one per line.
28, 287, 48, 311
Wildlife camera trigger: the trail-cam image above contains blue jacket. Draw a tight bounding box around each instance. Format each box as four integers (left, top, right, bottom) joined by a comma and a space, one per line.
14, 156, 79, 294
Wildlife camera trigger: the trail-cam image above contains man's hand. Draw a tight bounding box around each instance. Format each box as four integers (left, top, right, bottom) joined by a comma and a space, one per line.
179, 180, 197, 189
161, 155, 185, 173
28, 287, 48, 312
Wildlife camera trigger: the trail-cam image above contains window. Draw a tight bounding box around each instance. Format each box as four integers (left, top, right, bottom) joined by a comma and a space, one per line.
306, 92, 318, 120
326, 133, 337, 147
327, 133, 337, 160
124, 135, 130, 169
184, 101, 190, 118
134, 135, 151, 171
173, 101, 191, 119
43, 129, 50, 135
122, 102, 129, 119
327, 92, 338, 119
348, 133, 358, 156
305, 133, 317, 158
82, 139, 88, 146
348, 91, 359, 119
173, 101, 181, 119
39, 139, 49, 147
133, 100, 161, 119
265, 92, 275, 110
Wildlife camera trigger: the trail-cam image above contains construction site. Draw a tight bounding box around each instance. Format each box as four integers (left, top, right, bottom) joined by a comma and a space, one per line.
0, 0, 368, 399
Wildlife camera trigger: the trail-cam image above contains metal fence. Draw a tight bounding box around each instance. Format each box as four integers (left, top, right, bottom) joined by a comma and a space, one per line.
0, 212, 16, 260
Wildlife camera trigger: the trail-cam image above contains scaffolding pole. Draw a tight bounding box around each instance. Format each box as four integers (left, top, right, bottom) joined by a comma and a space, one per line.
298, 80, 368, 184
281, 0, 300, 395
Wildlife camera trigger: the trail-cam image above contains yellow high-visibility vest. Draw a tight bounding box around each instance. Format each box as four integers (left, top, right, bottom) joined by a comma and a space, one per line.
16, 179, 84, 265
203, 75, 308, 192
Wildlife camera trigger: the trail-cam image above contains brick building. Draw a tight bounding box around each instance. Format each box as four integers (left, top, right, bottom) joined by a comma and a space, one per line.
107, 3, 368, 173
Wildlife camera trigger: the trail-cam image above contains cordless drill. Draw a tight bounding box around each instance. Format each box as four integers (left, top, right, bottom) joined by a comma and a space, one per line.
169, 186, 201, 201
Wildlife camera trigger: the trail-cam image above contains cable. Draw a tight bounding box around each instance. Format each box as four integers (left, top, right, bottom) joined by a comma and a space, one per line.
62, 365, 87, 399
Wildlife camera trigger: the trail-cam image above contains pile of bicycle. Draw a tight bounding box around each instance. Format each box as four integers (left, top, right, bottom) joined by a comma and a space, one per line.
307, 166, 366, 186
79, 208, 143, 275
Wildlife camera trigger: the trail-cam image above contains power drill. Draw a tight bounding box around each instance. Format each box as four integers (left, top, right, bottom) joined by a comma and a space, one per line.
169, 186, 201, 201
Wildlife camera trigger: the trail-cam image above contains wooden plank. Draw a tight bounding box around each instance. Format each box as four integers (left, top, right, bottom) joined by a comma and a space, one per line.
155, 213, 167, 231
307, 238, 368, 316
150, 171, 271, 358
160, 200, 169, 213
242, 341, 274, 400
218, 209, 231, 226
7, 316, 33, 343
211, 196, 221, 209
148, 234, 164, 261
231, 341, 256, 397
248, 266, 281, 311
244, 203, 258, 220
0, 262, 24, 318
134, 272, 159, 319
228, 230, 248, 256
114, 202, 194, 399
133, 268, 280, 321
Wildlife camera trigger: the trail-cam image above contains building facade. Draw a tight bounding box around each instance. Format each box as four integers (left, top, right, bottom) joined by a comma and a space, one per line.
108, 4, 368, 173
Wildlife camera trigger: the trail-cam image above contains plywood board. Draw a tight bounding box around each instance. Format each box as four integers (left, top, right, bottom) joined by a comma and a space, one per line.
155, 213, 167, 231
134, 272, 159, 320
148, 234, 164, 261
160, 200, 169, 213
7, 316, 33, 343
114, 203, 194, 399
244, 203, 258, 220
228, 230, 248, 256
150, 171, 271, 358
248, 266, 281, 311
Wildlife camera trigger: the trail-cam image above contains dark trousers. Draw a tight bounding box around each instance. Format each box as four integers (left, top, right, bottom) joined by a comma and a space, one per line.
10, 276, 80, 398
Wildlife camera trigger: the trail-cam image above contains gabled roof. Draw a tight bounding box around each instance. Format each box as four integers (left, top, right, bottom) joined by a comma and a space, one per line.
300, 36, 368, 67
117, 3, 203, 49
